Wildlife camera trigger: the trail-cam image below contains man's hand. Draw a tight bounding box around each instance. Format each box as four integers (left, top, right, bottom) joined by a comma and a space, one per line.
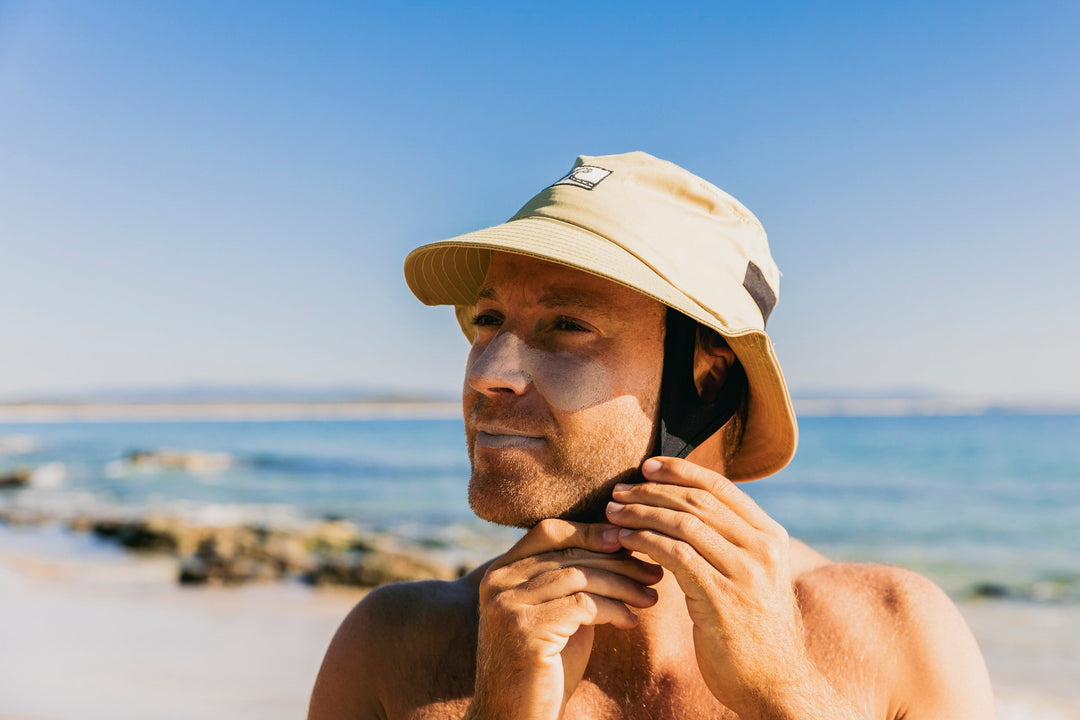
468, 518, 663, 720
607, 457, 860, 720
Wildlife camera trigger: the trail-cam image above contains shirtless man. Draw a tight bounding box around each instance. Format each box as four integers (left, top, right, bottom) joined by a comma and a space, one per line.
308, 152, 995, 720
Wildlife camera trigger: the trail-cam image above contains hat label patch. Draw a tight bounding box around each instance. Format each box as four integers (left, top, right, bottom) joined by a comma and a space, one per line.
551, 165, 612, 190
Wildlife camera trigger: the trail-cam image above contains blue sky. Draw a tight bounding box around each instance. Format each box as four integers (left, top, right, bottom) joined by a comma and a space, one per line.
1, 1, 1077, 400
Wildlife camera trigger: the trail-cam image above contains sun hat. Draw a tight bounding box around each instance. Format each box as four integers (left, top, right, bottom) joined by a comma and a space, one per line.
403, 151, 797, 481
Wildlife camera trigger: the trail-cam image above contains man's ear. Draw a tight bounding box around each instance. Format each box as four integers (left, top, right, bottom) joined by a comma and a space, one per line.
694, 326, 736, 403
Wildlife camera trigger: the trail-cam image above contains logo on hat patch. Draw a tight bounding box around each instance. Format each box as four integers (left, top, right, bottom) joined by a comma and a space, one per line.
551, 165, 612, 190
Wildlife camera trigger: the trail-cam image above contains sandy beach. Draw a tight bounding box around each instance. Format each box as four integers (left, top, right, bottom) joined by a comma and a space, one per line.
0, 523, 1077, 720
0, 523, 366, 720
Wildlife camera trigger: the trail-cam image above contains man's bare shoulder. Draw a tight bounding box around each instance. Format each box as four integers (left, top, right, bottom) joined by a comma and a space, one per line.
307, 566, 486, 720
793, 559, 996, 719
795, 559, 964, 632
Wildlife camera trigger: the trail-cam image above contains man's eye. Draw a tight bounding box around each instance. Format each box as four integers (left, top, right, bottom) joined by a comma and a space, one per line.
471, 312, 502, 327
554, 317, 590, 333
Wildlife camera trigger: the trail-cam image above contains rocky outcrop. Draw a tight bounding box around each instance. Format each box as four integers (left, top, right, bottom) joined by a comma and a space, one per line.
57, 512, 463, 588
88, 517, 180, 552
304, 549, 462, 587
0, 467, 33, 489
125, 449, 235, 473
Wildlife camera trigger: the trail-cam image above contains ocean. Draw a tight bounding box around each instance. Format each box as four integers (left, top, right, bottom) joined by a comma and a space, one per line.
1, 413, 1078, 601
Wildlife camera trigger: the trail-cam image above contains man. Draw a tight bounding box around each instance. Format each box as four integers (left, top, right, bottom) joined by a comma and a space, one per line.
309, 152, 995, 719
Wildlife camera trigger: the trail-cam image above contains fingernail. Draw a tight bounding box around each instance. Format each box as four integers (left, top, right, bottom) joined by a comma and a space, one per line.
619, 528, 633, 538
612, 483, 632, 494
602, 527, 619, 544
644, 586, 659, 599
606, 501, 625, 514
641, 458, 662, 475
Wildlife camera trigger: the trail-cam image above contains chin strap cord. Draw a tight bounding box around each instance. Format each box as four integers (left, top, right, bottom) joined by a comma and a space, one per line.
657, 309, 746, 459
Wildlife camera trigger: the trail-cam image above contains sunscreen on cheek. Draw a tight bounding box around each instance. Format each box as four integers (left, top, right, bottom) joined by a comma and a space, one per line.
466, 332, 616, 413
521, 346, 615, 413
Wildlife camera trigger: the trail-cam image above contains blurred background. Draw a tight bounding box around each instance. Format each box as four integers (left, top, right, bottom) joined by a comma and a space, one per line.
1, 2, 1078, 719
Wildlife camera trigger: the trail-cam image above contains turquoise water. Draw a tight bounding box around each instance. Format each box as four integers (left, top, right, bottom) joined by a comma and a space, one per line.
1, 415, 1077, 599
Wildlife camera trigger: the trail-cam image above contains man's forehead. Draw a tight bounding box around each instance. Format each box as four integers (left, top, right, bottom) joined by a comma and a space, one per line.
477, 253, 660, 314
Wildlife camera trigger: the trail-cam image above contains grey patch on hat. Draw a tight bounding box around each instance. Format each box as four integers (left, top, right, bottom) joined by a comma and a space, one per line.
743, 261, 776, 324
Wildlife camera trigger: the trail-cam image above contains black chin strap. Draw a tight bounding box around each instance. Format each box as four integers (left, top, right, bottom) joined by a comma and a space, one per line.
657, 309, 746, 459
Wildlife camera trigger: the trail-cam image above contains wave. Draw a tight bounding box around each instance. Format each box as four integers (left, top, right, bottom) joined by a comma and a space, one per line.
245, 452, 460, 478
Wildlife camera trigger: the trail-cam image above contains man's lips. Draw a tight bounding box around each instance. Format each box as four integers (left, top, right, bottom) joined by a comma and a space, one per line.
474, 428, 546, 450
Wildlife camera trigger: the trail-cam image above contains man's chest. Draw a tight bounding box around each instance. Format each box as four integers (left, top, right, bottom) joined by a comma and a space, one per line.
392, 679, 740, 720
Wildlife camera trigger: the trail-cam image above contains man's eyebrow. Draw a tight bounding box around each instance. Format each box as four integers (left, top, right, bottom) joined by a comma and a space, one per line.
475, 285, 610, 312
536, 289, 604, 311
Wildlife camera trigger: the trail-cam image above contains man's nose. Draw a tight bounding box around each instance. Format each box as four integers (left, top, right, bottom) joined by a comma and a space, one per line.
466, 332, 532, 397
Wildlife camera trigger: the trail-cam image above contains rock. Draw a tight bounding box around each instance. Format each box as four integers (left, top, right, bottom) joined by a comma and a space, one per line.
305, 548, 458, 588
126, 449, 235, 474
0, 467, 33, 489
177, 548, 280, 587
146, 515, 202, 556
252, 526, 316, 574
357, 549, 458, 585
972, 582, 1011, 599
178, 557, 212, 585
174, 525, 290, 586
178, 554, 281, 586
90, 518, 178, 553
302, 519, 369, 553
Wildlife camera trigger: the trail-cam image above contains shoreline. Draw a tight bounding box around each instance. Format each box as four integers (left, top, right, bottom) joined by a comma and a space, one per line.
0, 522, 1077, 720
0, 500, 1069, 604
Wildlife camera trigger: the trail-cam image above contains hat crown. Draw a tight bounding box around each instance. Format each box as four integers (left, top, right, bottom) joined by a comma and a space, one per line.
510, 152, 780, 330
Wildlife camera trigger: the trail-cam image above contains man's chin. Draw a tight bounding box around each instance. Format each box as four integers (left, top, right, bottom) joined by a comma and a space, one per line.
468, 473, 613, 529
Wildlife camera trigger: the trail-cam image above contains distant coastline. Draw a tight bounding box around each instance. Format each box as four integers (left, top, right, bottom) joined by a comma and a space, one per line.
792, 396, 1080, 417
0, 401, 462, 423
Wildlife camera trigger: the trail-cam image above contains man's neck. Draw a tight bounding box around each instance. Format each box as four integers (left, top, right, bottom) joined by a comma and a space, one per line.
586, 558, 695, 679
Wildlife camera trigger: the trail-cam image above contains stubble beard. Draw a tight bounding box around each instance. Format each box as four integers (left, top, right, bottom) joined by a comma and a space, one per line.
466, 398, 658, 529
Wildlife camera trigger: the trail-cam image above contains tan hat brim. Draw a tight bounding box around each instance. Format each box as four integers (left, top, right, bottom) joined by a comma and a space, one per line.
404, 215, 797, 481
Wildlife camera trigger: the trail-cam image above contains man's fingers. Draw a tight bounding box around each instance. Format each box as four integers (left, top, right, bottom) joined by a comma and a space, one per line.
483, 548, 664, 604
610, 481, 756, 549
496, 518, 622, 568
615, 528, 721, 601
641, 456, 773, 529
512, 548, 664, 586
481, 520, 664, 604
513, 565, 661, 608
538, 592, 643, 633
606, 502, 742, 577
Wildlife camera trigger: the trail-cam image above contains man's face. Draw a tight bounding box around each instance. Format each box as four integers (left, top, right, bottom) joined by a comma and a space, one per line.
463, 252, 666, 528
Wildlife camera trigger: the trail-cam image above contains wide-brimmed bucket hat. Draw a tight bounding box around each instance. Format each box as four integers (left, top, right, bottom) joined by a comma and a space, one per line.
403, 151, 797, 480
